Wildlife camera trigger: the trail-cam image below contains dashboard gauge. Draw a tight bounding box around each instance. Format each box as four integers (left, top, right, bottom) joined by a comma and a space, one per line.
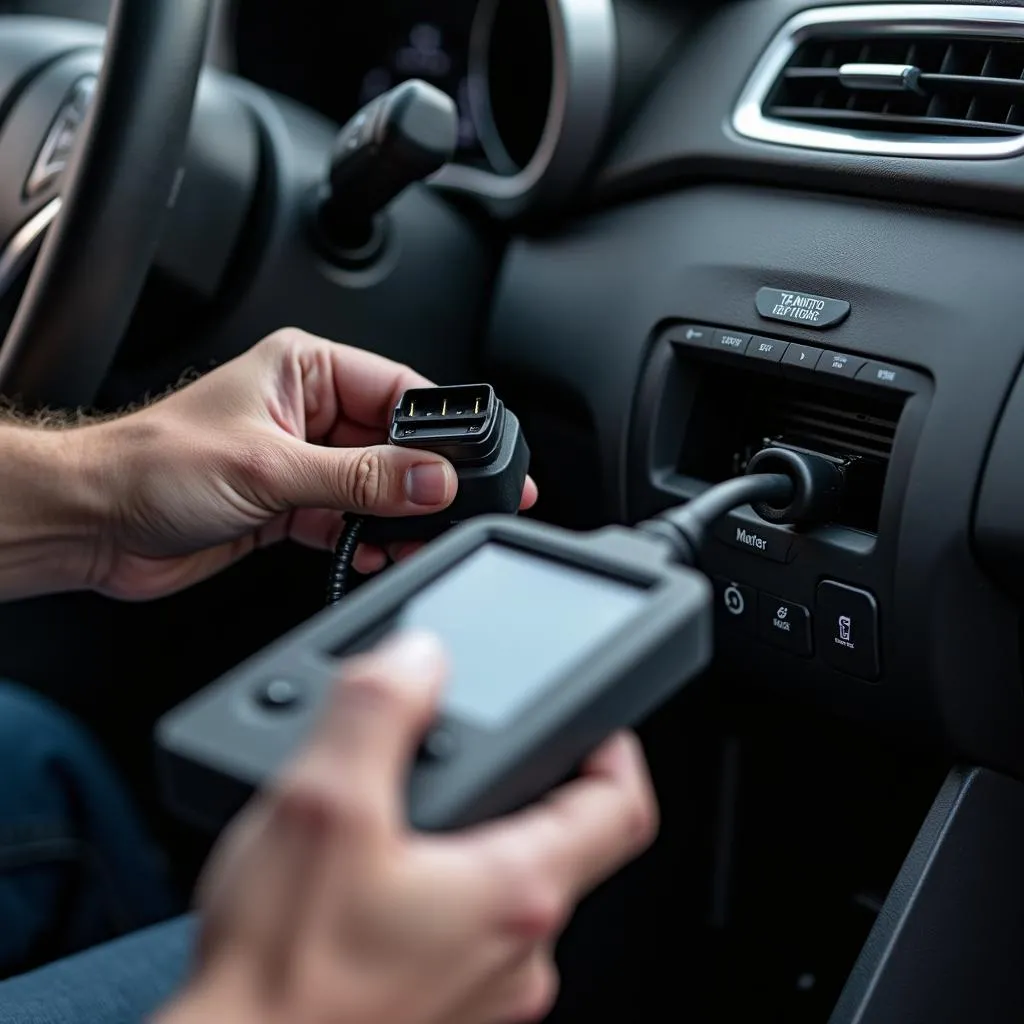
359, 19, 481, 155
433, 0, 619, 217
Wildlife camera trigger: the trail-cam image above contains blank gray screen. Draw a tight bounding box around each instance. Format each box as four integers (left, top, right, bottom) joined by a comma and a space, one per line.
393, 544, 646, 729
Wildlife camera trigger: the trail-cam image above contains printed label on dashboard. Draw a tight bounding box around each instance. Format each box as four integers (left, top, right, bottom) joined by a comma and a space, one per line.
756, 287, 850, 329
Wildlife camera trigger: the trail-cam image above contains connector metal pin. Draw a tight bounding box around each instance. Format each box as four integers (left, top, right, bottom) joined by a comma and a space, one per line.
442, 399, 447, 416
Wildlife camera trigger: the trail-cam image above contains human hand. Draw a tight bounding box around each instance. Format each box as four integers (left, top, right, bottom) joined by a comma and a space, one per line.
83, 330, 537, 600
156, 631, 658, 1024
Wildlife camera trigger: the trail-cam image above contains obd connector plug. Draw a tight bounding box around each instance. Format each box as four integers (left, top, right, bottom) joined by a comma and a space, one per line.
326, 384, 530, 603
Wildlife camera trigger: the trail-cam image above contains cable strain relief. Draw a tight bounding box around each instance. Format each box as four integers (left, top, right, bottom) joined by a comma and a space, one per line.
635, 518, 699, 568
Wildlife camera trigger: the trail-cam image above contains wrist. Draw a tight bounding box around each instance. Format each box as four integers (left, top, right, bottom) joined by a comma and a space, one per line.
0, 423, 110, 600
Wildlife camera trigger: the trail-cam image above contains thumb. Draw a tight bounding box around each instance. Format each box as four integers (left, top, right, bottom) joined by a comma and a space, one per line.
289, 443, 457, 516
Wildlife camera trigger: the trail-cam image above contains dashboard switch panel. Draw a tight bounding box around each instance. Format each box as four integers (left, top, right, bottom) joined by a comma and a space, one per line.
816, 581, 880, 681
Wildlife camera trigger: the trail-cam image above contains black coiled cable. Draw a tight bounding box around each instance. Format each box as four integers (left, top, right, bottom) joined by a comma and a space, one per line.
325, 515, 365, 605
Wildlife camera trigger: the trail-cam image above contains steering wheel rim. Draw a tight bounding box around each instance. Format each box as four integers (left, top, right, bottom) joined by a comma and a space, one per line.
0, 0, 211, 410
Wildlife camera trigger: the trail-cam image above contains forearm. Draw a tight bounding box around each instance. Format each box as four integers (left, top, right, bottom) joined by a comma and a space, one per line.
0, 423, 106, 600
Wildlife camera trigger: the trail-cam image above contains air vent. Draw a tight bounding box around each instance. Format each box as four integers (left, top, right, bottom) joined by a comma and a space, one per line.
733, 4, 1024, 158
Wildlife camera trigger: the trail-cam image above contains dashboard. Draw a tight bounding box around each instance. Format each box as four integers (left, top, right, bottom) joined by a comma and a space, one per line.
8, 0, 1024, 784
233, 0, 587, 214
3, 2, 1024, 1018
234, 0, 485, 160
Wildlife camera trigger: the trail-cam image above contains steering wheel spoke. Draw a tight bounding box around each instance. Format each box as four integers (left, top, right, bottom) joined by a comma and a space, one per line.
0, 0, 211, 409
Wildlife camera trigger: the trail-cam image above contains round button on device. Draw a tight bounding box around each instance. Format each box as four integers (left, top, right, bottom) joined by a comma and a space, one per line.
417, 725, 457, 762
256, 678, 302, 711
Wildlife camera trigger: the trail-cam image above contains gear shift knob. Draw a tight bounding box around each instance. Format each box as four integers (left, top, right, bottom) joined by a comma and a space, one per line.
316, 79, 458, 258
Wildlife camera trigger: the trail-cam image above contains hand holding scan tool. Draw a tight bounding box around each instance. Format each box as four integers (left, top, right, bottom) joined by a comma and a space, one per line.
158, 383, 831, 832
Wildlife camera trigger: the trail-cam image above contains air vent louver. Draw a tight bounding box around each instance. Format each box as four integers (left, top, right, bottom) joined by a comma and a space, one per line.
733, 5, 1024, 157
770, 35, 1024, 137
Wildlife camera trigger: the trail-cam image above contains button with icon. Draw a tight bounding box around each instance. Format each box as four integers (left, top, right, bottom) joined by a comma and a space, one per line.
713, 578, 756, 634
816, 581, 880, 680
670, 324, 714, 349
757, 592, 812, 656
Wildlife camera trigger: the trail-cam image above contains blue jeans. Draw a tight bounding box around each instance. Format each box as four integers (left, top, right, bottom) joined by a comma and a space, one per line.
0, 916, 194, 1023
0, 682, 188, 1019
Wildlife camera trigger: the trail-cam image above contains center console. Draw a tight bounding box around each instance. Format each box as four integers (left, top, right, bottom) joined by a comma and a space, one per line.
487, 182, 1024, 774
631, 315, 930, 695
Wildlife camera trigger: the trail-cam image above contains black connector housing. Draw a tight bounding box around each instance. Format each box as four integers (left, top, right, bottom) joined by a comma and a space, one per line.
359, 384, 531, 545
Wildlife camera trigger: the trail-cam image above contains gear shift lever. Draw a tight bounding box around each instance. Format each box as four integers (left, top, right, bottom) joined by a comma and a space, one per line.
315, 79, 458, 262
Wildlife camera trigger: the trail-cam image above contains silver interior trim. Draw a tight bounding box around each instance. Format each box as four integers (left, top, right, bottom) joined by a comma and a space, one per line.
837, 63, 922, 92
732, 4, 1024, 159
0, 198, 61, 301
432, 0, 617, 213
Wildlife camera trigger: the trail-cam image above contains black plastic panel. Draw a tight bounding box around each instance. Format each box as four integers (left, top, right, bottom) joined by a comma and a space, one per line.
829, 767, 1024, 1023
975, 362, 1024, 599
595, 0, 1024, 220
484, 182, 1024, 771
100, 82, 500, 405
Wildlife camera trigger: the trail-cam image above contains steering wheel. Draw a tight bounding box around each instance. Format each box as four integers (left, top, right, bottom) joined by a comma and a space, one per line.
0, 0, 210, 409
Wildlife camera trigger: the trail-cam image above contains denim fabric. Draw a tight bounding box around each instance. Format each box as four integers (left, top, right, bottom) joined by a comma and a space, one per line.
0, 683, 178, 978
0, 915, 195, 1024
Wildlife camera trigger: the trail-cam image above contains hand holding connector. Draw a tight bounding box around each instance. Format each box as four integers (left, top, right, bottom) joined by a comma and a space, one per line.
327, 384, 530, 603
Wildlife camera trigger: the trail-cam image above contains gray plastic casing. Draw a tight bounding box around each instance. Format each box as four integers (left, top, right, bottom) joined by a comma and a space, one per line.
156, 515, 713, 833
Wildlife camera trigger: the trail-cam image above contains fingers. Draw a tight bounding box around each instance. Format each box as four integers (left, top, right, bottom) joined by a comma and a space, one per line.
468, 732, 659, 911
286, 441, 458, 517
352, 544, 388, 574
479, 947, 560, 1024
520, 477, 539, 511
258, 329, 433, 435
195, 791, 323, 975
283, 631, 448, 838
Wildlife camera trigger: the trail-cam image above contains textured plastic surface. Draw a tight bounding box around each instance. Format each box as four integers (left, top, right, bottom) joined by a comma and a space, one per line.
156, 516, 712, 833
830, 767, 1024, 1023
100, 84, 499, 405
484, 182, 1024, 773
596, 0, 1024, 220
151, 69, 259, 298
974, 366, 1024, 599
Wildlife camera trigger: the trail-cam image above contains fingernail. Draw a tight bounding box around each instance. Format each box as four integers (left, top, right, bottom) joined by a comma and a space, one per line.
404, 462, 454, 506
374, 630, 446, 679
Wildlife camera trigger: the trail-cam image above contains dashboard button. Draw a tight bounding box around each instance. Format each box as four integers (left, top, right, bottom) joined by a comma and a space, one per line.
669, 325, 713, 348
711, 329, 752, 355
747, 336, 788, 364
817, 351, 866, 379
757, 593, 812, 656
816, 581, 880, 681
854, 361, 914, 392
713, 577, 756, 634
713, 513, 794, 563
781, 343, 823, 374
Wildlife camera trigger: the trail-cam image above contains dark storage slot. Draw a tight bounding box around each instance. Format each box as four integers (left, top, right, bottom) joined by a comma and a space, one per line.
677, 362, 905, 533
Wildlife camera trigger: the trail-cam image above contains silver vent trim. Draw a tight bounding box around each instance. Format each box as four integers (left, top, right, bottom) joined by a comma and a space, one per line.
732, 4, 1024, 158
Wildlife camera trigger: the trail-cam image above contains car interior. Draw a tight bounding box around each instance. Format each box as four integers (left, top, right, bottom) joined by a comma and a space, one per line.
1, 0, 1023, 1020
